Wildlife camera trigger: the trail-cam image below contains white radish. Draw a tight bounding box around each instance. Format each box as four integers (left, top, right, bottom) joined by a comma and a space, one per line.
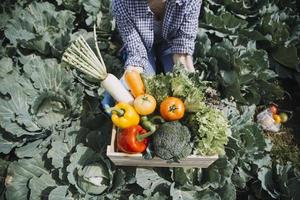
101, 73, 134, 104
62, 25, 134, 104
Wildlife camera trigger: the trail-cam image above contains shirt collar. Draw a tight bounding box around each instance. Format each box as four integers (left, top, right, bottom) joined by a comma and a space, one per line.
171, 0, 186, 5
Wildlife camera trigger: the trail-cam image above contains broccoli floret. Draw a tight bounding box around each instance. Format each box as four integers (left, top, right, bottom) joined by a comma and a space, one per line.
153, 121, 192, 161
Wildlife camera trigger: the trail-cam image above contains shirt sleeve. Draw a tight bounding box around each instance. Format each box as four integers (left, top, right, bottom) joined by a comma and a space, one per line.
171, 0, 202, 55
112, 0, 148, 69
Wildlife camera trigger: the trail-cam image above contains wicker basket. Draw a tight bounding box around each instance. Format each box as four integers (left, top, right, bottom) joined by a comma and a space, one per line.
106, 126, 218, 168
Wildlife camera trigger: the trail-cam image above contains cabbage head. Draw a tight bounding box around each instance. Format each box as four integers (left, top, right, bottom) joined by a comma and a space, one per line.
77, 163, 111, 195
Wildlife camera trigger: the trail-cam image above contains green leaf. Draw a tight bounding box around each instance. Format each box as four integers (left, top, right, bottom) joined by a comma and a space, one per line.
0, 88, 41, 137
0, 132, 22, 154
170, 183, 198, 200
201, 157, 234, 189
194, 29, 212, 57
47, 133, 77, 169
136, 168, 171, 197
5, 2, 75, 57
220, 70, 239, 86
0, 57, 13, 78
216, 181, 236, 200
257, 167, 280, 198
196, 189, 221, 200
228, 105, 256, 132
5, 156, 54, 200
48, 186, 72, 200
28, 174, 57, 200
272, 46, 300, 70
0, 55, 83, 142
15, 139, 44, 158
202, 7, 248, 34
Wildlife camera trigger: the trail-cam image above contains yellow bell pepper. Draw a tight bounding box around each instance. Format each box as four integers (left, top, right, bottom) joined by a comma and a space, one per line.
111, 102, 140, 129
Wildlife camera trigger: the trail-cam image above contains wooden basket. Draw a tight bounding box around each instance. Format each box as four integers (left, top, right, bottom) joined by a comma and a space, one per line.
106, 126, 218, 168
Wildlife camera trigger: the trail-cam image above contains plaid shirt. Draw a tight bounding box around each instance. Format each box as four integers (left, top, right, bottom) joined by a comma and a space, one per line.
112, 0, 202, 68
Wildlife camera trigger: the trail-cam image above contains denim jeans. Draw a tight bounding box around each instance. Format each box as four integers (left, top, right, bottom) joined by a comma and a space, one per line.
101, 41, 174, 109
143, 41, 174, 75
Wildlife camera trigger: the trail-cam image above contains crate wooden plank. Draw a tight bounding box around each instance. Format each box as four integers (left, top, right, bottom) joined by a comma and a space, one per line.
106, 126, 218, 168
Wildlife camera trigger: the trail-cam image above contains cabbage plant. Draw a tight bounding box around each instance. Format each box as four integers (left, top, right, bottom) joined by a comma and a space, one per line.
5, 2, 75, 57
0, 55, 83, 156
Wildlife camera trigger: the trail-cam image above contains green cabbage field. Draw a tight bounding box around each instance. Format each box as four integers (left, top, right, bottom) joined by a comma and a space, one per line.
0, 0, 300, 199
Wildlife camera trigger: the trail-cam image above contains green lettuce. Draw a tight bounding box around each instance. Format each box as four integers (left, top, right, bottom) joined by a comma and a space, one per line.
187, 106, 230, 156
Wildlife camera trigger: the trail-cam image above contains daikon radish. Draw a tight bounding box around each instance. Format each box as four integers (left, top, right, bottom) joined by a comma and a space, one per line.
101, 74, 134, 103
62, 26, 134, 104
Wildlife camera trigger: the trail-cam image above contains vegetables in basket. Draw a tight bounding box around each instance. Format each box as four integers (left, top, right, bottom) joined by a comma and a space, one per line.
62, 27, 134, 104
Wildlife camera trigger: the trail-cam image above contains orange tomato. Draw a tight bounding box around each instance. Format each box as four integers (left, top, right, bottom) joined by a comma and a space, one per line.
273, 114, 281, 124
133, 94, 157, 115
160, 97, 185, 121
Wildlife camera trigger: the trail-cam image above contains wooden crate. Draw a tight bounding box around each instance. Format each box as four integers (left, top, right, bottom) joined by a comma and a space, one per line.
107, 126, 218, 168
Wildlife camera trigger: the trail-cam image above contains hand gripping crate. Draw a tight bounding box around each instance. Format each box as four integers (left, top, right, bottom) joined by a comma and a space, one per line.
106, 126, 218, 168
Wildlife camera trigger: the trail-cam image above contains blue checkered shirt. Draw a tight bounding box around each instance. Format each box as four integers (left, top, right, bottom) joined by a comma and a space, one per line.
112, 0, 202, 68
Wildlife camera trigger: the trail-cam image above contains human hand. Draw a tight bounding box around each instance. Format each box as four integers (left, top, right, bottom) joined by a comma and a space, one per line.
125, 65, 144, 74
173, 53, 195, 72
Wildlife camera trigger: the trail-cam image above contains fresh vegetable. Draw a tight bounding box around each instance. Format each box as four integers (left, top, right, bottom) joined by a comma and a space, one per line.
124, 70, 145, 98
160, 97, 185, 121
101, 74, 134, 104
273, 114, 281, 124
111, 103, 140, 129
117, 116, 158, 154
117, 125, 149, 153
269, 105, 278, 114
77, 161, 111, 195
143, 68, 208, 111
187, 105, 230, 156
133, 94, 157, 115
62, 29, 134, 104
152, 121, 192, 161
279, 112, 288, 123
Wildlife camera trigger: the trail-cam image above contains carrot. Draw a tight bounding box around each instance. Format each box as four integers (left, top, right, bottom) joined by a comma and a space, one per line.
124, 70, 145, 98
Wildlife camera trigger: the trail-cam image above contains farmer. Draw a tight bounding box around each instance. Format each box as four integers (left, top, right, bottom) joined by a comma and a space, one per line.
113, 0, 202, 75
102, 0, 202, 109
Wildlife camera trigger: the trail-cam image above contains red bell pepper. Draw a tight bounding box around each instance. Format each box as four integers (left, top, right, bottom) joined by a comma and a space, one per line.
117, 116, 162, 154
117, 125, 151, 153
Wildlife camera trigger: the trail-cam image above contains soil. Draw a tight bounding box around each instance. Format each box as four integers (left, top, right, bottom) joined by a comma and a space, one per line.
277, 78, 300, 146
